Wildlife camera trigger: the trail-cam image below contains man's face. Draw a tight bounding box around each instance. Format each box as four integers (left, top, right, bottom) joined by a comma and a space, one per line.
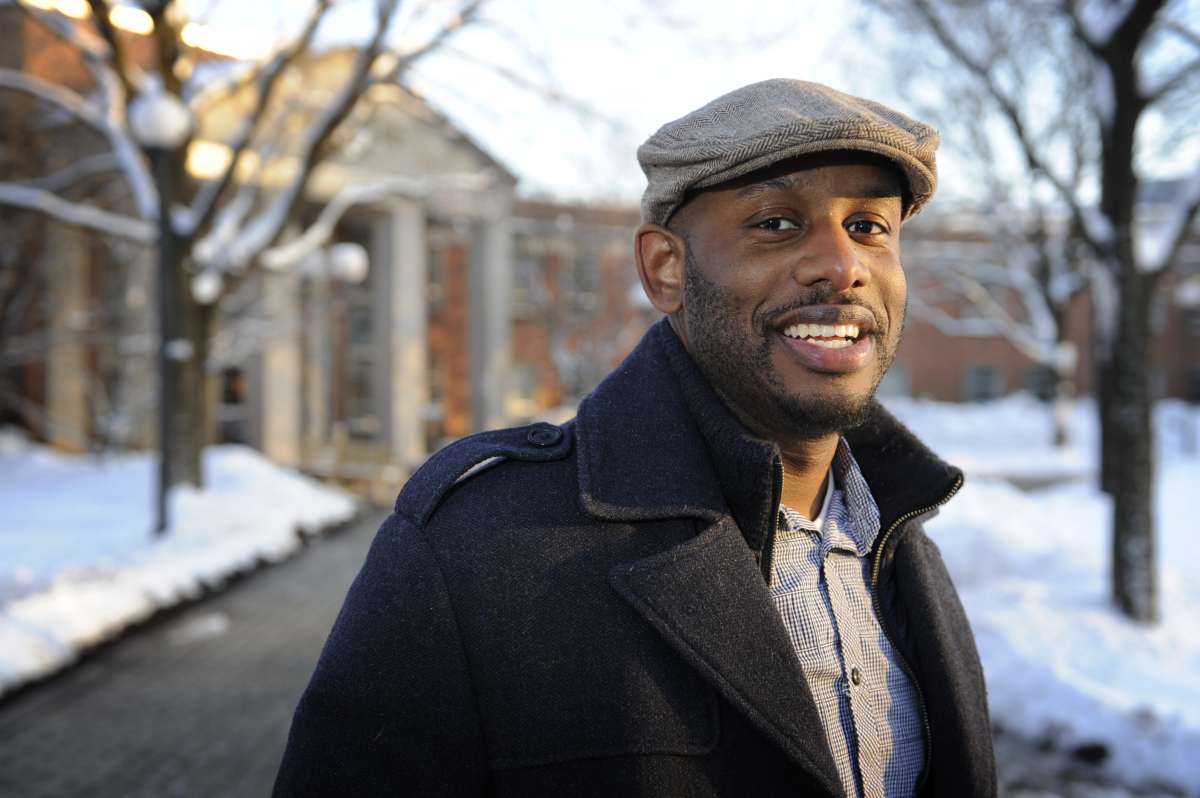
670, 152, 907, 442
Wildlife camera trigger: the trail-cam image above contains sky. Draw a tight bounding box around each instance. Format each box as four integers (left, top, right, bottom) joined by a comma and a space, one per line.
182, 0, 1196, 208
185, 0, 927, 204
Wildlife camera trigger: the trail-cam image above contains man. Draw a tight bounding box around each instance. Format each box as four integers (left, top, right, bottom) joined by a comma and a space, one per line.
274, 79, 995, 797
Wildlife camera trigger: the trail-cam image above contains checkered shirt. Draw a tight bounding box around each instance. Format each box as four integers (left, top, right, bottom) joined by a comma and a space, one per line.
769, 439, 925, 798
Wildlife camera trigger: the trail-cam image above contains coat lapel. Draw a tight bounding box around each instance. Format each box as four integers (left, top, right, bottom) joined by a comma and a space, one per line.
609, 519, 842, 795
576, 321, 842, 794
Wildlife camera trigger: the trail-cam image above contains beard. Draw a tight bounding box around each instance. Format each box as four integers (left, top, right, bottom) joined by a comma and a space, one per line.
681, 246, 900, 442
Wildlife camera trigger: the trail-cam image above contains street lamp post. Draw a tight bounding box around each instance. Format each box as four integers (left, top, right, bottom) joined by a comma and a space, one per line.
129, 88, 192, 536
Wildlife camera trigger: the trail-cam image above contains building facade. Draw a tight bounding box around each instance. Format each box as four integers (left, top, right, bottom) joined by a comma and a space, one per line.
5, 5, 1198, 502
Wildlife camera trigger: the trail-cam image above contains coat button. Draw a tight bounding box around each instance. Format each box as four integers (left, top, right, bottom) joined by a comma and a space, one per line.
850, 666, 862, 686
526, 424, 562, 447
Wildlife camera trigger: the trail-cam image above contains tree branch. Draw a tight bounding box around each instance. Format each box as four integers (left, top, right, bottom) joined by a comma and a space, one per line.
434, 43, 632, 131
911, 0, 1110, 256
186, 0, 336, 241
216, 0, 408, 270
0, 183, 154, 244
10, 5, 157, 220
0, 68, 108, 131
1111, 0, 1167, 53
13, 0, 110, 60
1065, 0, 1138, 51
908, 295, 1008, 338
23, 152, 120, 193
933, 264, 1054, 363
257, 175, 430, 270
1143, 56, 1200, 104
85, 0, 140, 99
373, 0, 485, 84
1161, 18, 1200, 50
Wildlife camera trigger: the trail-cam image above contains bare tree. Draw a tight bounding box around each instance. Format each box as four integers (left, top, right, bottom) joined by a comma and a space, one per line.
867, 0, 1200, 621
907, 204, 1089, 445
0, 0, 483, 532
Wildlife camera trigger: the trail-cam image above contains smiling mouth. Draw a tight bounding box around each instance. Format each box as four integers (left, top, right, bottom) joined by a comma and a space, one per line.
780, 322, 863, 350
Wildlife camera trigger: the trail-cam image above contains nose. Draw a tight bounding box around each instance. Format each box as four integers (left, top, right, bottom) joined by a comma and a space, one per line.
794, 218, 868, 292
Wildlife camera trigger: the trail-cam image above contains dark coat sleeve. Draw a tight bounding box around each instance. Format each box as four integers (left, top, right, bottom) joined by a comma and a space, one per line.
273, 513, 487, 797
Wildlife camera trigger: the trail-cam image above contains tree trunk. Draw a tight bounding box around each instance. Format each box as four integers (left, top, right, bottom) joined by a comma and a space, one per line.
1052, 369, 1072, 448
1106, 271, 1157, 622
1049, 299, 1073, 448
1092, 267, 1121, 495
154, 149, 194, 534
185, 299, 216, 489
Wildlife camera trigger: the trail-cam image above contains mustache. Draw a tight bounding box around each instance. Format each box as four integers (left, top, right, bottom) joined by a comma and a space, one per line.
759, 287, 886, 334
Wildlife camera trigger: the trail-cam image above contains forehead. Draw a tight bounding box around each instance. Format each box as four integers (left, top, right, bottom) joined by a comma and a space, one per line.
674, 151, 906, 224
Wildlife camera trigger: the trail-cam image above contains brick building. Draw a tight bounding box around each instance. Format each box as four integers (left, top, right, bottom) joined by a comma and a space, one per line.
5, 4, 1197, 502
2, 5, 518, 500
501, 201, 1200, 411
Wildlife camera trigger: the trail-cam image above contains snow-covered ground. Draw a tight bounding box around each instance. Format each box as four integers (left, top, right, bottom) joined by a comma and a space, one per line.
0, 433, 358, 698
2, 398, 1197, 793
885, 395, 1200, 795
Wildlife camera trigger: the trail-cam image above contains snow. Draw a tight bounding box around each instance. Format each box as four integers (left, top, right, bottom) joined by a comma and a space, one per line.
0, 182, 154, 244
2, 395, 1198, 792
1138, 163, 1200, 274
884, 395, 1200, 793
127, 83, 192, 149
0, 434, 358, 697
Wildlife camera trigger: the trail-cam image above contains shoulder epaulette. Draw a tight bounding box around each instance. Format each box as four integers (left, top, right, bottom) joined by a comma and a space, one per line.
395, 421, 573, 526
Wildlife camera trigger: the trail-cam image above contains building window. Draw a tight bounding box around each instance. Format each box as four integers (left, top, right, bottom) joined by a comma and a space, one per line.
427, 243, 445, 315
512, 255, 541, 320
1185, 309, 1200, 337
342, 275, 379, 441
218, 367, 249, 444
964, 365, 1004, 402
1025, 365, 1057, 401
1188, 368, 1200, 403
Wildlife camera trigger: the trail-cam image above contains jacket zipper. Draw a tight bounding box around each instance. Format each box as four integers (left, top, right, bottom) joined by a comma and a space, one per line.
870, 473, 963, 794
759, 456, 785, 582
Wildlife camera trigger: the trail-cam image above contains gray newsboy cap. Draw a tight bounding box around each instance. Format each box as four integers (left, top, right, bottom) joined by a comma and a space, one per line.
637, 79, 939, 225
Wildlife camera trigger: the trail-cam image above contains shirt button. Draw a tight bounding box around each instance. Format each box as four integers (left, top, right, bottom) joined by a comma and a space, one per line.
850, 667, 862, 686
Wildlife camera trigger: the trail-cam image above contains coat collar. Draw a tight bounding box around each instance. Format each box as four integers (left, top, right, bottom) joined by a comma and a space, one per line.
576, 319, 961, 793
576, 318, 962, 548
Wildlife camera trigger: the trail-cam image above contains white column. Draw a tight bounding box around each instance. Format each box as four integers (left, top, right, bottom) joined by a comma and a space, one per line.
303, 276, 331, 457
258, 270, 302, 465
45, 225, 89, 452
377, 198, 429, 469
469, 190, 513, 431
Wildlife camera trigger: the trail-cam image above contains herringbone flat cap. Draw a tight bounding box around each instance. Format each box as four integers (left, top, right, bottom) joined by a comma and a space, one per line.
638, 79, 939, 225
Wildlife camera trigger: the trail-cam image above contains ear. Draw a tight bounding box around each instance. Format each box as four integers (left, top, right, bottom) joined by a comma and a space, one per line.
634, 223, 687, 315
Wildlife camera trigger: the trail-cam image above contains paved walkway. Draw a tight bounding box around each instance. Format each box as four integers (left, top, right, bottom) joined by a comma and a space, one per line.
0, 510, 388, 798
0, 508, 1167, 798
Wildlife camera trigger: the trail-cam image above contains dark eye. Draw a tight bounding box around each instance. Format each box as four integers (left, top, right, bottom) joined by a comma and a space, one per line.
846, 219, 887, 235
755, 217, 799, 231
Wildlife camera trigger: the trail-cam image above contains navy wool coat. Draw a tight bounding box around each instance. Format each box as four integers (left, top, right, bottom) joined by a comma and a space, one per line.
274, 320, 996, 797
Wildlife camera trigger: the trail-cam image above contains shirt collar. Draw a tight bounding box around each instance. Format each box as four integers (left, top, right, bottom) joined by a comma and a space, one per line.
780, 438, 881, 557
831, 437, 882, 553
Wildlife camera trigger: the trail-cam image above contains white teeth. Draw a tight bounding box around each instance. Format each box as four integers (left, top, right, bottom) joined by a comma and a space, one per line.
781, 322, 862, 341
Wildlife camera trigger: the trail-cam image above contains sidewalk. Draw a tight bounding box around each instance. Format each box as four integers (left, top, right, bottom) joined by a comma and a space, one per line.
0, 486, 1189, 796
0, 509, 386, 798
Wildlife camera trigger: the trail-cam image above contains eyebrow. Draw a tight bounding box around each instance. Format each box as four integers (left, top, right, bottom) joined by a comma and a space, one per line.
735, 176, 795, 199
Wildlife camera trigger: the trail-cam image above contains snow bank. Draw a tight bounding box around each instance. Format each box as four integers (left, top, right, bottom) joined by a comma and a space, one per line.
0, 433, 358, 697
883, 397, 1200, 793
